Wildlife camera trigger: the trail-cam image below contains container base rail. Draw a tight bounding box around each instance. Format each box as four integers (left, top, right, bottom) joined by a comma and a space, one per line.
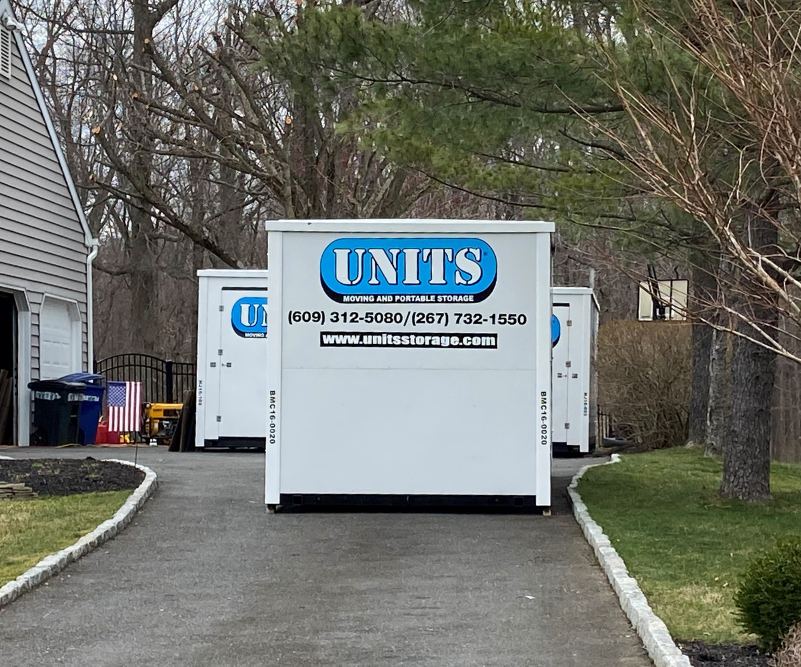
202, 437, 265, 450
270, 493, 547, 513
553, 436, 597, 457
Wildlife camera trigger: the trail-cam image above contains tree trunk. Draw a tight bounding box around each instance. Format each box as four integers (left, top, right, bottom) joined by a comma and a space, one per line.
218, 159, 246, 259
128, 209, 158, 354
127, 0, 159, 354
720, 208, 777, 501
705, 327, 729, 457
126, 0, 181, 354
688, 321, 713, 446
687, 249, 718, 446
721, 328, 773, 499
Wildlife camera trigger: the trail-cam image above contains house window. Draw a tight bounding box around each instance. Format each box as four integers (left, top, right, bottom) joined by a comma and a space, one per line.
0, 26, 11, 81
637, 279, 689, 321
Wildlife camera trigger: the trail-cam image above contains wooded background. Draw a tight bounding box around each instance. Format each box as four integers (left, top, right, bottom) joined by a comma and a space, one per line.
13, 0, 801, 482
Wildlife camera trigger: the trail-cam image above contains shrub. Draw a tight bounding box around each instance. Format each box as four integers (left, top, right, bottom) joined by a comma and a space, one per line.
734, 539, 801, 651
775, 623, 801, 667
597, 321, 691, 448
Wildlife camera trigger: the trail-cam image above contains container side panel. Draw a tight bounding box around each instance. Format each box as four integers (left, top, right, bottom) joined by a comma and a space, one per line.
533, 233, 553, 503
202, 280, 224, 443
570, 295, 590, 451
265, 232, 283, 504
588, 296, 599, 449
280, 369, 539, 495
195, 277, 208, 447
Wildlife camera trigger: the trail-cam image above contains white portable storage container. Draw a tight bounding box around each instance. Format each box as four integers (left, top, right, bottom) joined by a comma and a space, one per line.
551, 287, 599, 454
264, 219, 554, 510
195, 270, 268, 449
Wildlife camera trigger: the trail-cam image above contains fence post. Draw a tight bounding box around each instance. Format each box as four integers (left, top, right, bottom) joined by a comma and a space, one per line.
597, 405, 602, 448
166, 360, 173, 403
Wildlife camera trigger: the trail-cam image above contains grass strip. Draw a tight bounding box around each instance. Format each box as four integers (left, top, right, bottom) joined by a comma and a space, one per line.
579, 448, 801, 644
0, 490, 131, 586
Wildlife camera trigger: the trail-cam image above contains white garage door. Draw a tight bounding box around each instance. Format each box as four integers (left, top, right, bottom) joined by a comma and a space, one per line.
40, 299, 79, 379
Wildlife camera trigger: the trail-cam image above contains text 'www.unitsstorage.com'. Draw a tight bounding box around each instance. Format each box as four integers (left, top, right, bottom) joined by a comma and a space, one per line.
319, 331, 498, 349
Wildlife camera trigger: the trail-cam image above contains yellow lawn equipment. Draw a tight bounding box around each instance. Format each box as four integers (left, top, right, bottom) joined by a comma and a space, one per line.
142, 402, 183, 447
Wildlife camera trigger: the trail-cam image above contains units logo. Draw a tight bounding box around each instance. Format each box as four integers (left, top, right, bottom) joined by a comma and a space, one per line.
319, 238, 497, 303
231, 296, 268, 338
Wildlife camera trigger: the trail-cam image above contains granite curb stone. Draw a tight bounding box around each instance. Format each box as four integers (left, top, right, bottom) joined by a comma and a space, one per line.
0, 458, 157, 608
568, 454, 692, 667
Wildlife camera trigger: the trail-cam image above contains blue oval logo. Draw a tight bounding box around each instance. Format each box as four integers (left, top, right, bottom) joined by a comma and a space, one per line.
552, 314, 561, 347
232, 297, 268, 338
320, 238, 497, 303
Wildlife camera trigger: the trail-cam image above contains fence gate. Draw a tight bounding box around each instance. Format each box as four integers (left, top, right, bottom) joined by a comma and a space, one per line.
94, 354, 197, 404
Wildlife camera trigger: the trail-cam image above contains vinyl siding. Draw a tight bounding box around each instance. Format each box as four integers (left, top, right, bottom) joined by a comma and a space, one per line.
0, 29, 89, 378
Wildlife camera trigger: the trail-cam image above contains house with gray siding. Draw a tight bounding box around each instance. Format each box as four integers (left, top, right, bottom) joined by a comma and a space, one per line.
0, 0, 97, 446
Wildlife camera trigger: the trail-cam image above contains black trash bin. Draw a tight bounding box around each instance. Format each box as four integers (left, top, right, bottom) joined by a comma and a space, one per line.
28, 379, 86, 446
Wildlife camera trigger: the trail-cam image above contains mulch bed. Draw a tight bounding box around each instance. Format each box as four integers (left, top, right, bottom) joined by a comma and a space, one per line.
679, 641, 773, 667
0, 459, 144, 496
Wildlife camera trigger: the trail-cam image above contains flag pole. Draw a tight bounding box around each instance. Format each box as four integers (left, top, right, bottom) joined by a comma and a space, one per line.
134, 381, 139, 465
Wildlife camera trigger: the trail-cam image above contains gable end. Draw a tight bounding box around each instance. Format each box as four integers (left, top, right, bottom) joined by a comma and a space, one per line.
0, 0, 93, 245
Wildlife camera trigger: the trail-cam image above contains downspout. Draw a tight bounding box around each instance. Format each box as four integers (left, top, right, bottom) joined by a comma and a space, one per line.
86, 238, 99, 371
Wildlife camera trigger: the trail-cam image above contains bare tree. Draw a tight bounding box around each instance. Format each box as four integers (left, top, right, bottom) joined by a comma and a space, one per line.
583, 0, 801, 499
15, 0, 431, 358
134, 1, 429, 223
588, 0, 801, 363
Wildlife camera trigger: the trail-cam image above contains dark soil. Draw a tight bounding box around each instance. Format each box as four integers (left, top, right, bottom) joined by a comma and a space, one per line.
0, 458, 144, 496
679, 641, 772, 667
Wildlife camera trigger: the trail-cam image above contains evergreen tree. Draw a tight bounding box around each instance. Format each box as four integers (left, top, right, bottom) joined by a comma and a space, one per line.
299, 0, 801, 500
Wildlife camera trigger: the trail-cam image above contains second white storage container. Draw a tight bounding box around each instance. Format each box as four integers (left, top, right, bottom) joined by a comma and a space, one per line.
551, 287, 599, 454
195, 270, 268, 449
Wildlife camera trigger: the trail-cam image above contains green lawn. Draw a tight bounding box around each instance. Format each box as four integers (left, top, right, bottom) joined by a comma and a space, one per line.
0, 491, 131, 586
579, 448, 801, 644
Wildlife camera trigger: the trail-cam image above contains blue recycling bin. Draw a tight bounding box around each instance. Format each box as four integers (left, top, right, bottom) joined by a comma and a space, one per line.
58, 373, 105, 445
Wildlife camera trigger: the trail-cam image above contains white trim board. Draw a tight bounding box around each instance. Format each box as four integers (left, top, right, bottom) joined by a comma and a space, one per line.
263, 219, 556, 233
552, 285, 601, 313
197, 269, 269, 279
0, 284, 31, 446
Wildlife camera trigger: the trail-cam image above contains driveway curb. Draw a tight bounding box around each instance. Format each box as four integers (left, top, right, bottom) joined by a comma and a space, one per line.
568, 454, 691, 667
0, 458, 157, 609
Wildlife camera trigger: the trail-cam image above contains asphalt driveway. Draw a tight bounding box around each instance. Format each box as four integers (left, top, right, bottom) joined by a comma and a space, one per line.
0, 447, 650, 666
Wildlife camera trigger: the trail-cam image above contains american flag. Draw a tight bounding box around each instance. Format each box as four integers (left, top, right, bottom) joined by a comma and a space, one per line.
107, 381, 142, 432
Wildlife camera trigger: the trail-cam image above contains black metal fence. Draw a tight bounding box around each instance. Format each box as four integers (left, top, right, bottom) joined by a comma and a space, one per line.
94, 354, 197, 404
598, 406, 615, 441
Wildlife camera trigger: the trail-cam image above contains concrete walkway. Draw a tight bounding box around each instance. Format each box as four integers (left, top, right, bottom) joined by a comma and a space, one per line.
0, 447, 650, 666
